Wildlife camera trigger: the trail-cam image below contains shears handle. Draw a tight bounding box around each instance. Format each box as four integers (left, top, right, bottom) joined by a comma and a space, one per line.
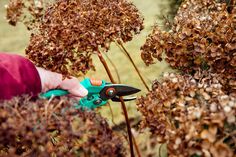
41, 78, 108, 110
41, 89, 69, 98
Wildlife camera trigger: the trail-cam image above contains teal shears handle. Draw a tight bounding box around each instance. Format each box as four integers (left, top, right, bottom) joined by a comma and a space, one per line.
41, 78, 108, 110
42, 90, 69, 98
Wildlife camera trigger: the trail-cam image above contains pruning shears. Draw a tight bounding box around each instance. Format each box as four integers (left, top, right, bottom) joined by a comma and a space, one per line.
41, 78, 141, 110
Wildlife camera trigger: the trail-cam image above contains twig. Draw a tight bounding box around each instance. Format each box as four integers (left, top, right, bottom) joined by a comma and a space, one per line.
44, 96, 54, 120
104, 53, 121, 83
104, 54, 120, 126
97, 50, 135, 157
13, 98, 25, 120
97, 51, 115, 83
107, 102, 117, 126
132, 134, 142, 157
117, 40, 150, 91
119, 97, 135, 157
49, 100, 64, 119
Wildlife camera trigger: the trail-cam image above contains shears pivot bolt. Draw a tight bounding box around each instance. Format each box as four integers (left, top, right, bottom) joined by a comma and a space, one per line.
106, 88, 116, 97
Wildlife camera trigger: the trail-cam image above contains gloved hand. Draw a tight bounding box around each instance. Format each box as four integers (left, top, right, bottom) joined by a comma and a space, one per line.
36, 67, 88, 100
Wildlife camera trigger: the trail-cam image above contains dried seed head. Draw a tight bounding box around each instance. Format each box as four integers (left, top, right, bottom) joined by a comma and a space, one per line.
20, 0, 143, 76
6, 0, 45, 30
141, 0, 236, 93
6, 0, 24, 26
137, 71, 236, 156
6, 0, 143, 76
0, 96, 126, 156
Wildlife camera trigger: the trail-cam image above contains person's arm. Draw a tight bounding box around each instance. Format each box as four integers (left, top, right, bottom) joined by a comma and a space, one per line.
0, 53, 41, 100
0, 53, 87, 100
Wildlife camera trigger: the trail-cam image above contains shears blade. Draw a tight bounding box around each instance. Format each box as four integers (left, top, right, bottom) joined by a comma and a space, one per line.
106, 84, 141, 96
111, 96, 137, 102
100, 84, 141, 102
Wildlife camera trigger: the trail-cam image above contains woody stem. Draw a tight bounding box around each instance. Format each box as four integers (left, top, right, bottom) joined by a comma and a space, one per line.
97, 50, 135, 157
104, 53, 121, 83
117, 40, 150, 91
132, 134, 142, 157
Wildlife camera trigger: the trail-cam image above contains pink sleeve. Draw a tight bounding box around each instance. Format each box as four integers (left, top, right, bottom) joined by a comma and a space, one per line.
0, 53, 42, 100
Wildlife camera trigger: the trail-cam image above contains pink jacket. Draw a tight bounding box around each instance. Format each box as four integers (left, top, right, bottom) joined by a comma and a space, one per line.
0, 53, 41, 100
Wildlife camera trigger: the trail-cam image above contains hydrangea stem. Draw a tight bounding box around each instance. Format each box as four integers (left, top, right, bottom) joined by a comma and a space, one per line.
97, 50, 136, 157
104, 53, 121, 83
132, 134, 142, 157
117, 40, 150, 91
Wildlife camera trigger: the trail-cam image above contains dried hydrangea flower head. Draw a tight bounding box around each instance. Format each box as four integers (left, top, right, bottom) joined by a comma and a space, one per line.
141, 0, 236, 92
0, 97, 126, 156
6, 0, 45, 30
137, 71, 236, 157
24, 0, 144, 76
